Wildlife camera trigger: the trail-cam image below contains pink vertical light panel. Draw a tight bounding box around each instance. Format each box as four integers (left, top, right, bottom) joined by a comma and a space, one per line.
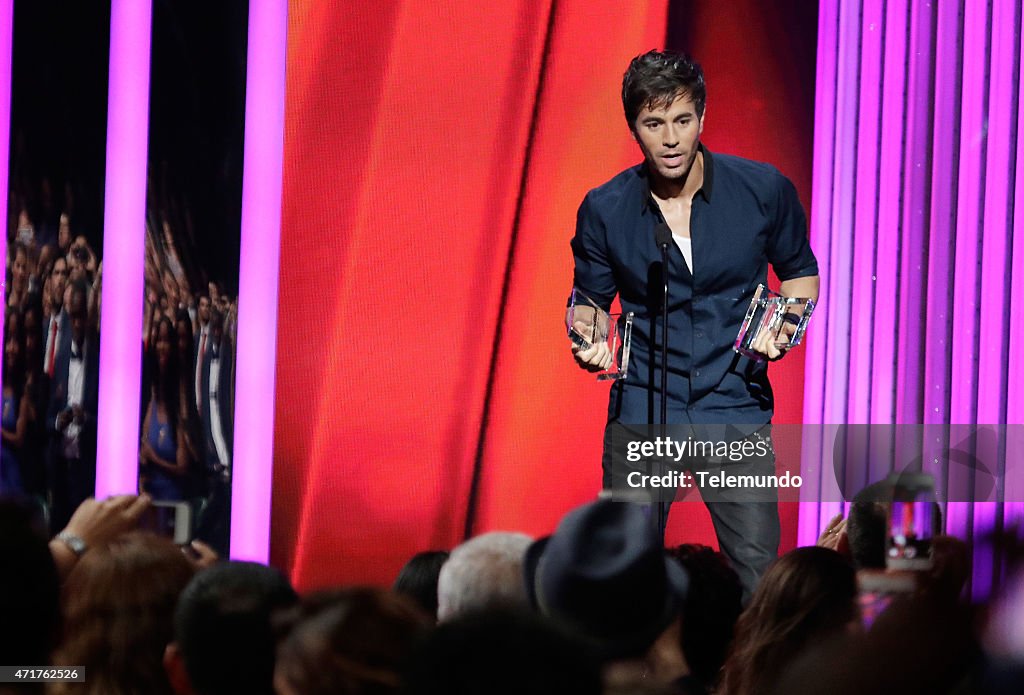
800, 0, 839, 546
848, 0, 883, 429
922, 0, 960, 526
96, 0, 152, 497
824, 0, 861, 520
1007, 0, 1024, 529
973, 0, 1017, 600
946, 0, 988, 558
922, 0, 960, 428
896, 1, 933, 427
817, 0, 857, 541
870, 0, 907, 427
824, 0, 860, 429
0, 0, 11, 384
892, 0, 932, 495
948, 0, 986, 423
230, 0, 287, 562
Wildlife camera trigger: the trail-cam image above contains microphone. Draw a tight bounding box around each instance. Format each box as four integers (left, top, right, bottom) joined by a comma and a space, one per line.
655, 221, 673, 249
654, 220, 672, 539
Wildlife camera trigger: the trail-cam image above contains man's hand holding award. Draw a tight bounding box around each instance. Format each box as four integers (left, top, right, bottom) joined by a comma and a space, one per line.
734, 284, 815, 362
566, 288, 634, 380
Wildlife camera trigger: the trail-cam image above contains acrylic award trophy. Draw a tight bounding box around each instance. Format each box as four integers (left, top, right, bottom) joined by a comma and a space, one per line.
733, 284, 815, 362
566, 288, 634, 381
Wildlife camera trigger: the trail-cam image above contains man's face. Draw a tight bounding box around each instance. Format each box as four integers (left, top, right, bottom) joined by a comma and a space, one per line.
198, 296, 211, 324
5, 331, 19, 368
12, 249, 28, 288
58, 214, 71, 249
632, 92, 704, 184
51, 258, 69, 306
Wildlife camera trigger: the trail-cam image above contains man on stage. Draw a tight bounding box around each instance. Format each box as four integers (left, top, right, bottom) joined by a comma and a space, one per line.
570, 50, 819, 599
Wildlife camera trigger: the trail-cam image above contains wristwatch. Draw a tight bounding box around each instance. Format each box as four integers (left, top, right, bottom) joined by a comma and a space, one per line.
56, 532, 89, 557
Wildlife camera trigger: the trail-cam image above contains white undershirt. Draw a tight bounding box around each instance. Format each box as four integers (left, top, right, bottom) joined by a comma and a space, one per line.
64, 340, 85, 458
44, 312, 64, 372
673, 234, 693, 273
195, 326, 209, 410
209, 357, 231, 467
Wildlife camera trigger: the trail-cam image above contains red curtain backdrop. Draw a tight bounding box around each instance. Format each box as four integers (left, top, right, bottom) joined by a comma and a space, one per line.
273, 0, 817, 590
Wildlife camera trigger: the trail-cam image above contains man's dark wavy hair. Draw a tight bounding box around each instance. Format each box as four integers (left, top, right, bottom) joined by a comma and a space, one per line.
622, 50, 706, 129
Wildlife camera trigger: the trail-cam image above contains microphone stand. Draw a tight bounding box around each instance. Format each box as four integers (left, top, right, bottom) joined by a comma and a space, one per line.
655, 223, 672, 540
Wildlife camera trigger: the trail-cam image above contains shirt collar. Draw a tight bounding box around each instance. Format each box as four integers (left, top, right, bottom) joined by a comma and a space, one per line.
638, 142, 714, 214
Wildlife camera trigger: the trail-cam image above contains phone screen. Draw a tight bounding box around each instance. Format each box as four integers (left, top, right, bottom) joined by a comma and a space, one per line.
886, 475, 935, 570
141, 502, 191, 545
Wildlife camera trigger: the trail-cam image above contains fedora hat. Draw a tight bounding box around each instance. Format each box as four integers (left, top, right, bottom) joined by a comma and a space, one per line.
523, 499, 688, 660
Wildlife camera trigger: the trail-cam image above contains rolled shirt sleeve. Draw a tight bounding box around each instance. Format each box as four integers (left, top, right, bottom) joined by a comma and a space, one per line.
766, 171, 818, 281
570, 193, 618, 311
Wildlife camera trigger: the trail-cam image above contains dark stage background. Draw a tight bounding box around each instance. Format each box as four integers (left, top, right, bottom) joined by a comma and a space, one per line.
272, 0, 819, 590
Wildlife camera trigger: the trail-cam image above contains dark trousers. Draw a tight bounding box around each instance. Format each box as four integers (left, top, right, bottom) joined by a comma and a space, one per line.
675, 498, 778, 604
47, 453, 94, 534
603, 422, 780, 603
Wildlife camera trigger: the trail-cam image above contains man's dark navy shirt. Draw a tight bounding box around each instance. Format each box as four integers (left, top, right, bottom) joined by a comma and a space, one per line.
571, 145, 818, 427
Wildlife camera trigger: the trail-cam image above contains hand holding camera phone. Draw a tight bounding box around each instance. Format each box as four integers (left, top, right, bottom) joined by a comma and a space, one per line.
886, 472, 937, 571
855, 473, 939, 629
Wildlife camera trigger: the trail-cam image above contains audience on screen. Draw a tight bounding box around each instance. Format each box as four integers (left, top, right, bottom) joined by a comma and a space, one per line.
3, 185, 238, 551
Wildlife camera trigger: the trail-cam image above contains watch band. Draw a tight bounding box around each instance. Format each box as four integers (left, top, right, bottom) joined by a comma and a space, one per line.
56, 532, 89, 557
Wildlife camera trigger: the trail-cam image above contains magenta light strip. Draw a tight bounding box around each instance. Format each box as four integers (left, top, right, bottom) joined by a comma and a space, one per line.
800, 0, 851, 547
973, 0, 1016, 598
896, 1, 933, 426
922, 0, 960, 525
949, 0, 986, 426
824, 0, 860, 428
95, 0, 152, 498
976, 0, 1012, 426
869, 0, 907, 428
804, 0, 838, 429
799, 0, 839, 547
848, 0, 883, 428
229, 0, 287, 562
1007, 0, 1024, 528
947, 0, 988, 557
923, 0, 960, 427
0, 0, 12, 389
826, 0, 862, 511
